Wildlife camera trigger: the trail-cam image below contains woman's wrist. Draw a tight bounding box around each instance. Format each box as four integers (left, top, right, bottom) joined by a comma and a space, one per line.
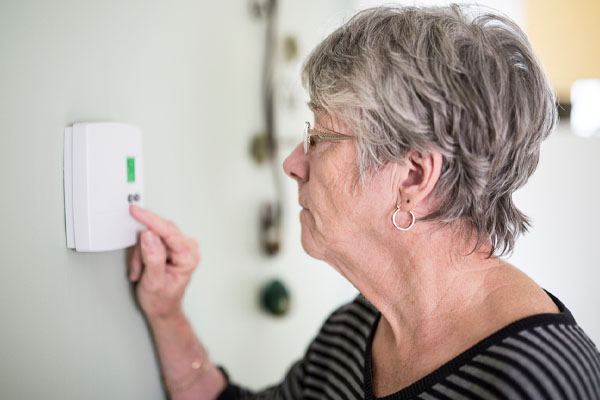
164, 361, 227, 399
145, 308, 224, 399
145, 306, 187, 328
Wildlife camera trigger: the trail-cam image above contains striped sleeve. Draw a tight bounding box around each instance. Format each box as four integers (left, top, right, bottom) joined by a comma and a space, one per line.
216, 359, 306, 400
217, 295, 378, 400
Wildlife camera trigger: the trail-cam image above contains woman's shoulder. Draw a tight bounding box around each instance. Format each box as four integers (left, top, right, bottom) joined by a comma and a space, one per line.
463, 268, 600, 397
442, 297, 600, 400
474, 263, 564, 339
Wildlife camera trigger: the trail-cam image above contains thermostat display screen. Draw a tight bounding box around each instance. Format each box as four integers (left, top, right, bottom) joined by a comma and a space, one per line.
127, 157, 135, 183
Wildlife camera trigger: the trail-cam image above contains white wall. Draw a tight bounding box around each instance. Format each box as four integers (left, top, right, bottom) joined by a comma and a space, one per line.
1, 1, 598, 399
0, 0, 355, 398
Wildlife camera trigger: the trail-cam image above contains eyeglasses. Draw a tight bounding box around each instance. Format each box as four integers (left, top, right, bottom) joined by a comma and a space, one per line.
303, 121, 355, 155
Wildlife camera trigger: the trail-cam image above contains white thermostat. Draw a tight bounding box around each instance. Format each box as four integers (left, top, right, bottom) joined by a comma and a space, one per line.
64, 122, 144, 252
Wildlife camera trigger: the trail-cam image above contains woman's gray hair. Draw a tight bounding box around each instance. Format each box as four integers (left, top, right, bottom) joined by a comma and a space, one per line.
302, 4, 557, 256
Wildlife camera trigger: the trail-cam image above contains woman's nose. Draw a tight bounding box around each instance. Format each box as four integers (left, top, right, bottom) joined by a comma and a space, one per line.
283, 143, 309, 183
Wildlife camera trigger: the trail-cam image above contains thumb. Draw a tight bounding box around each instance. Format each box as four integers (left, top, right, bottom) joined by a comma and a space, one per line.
140, 230, 167, 285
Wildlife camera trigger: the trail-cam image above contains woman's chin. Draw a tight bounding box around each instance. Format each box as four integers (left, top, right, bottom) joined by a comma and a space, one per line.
299, 212, 324, 260
299, 225, 316, 257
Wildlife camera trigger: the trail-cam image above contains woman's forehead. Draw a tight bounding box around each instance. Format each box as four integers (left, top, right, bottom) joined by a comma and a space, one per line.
306, 102, 348, 132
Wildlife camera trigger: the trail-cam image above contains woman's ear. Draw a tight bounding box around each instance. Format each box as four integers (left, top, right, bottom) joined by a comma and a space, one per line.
397, 149, 443, 210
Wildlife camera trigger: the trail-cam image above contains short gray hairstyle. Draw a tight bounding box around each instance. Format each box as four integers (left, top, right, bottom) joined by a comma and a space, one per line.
302, 4, 557, 256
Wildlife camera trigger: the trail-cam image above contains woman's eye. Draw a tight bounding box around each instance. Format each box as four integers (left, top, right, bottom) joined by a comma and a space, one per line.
309, 136, 318, 151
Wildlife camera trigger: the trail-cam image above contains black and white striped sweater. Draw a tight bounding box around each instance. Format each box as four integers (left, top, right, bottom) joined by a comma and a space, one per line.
218, 292, 600, 399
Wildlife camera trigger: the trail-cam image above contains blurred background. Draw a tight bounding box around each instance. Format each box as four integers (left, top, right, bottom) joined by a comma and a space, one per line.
0, 0, 598, 398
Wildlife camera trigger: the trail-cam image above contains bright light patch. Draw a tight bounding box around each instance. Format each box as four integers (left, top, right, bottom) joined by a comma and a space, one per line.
571, 79, 600, 137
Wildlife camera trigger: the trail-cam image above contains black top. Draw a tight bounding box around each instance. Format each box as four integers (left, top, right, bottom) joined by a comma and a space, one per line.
218, 292, 600, 399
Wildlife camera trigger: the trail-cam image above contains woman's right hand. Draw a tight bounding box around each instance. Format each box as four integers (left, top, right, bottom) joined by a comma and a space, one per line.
127, 205, 201, 322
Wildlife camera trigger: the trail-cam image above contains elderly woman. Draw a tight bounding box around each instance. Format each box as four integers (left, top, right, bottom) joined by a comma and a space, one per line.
128, 5, 600, 400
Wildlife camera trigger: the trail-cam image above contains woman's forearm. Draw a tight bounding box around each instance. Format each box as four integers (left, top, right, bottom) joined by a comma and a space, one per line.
126, 208, 228, 399
148, 310, 227, 400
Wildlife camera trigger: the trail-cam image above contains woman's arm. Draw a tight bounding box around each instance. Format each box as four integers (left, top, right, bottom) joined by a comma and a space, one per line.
148, 310, 226, 400
128, 205, 226, 399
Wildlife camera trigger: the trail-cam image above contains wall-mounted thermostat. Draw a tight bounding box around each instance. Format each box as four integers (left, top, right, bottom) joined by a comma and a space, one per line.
64, 122, 144, 252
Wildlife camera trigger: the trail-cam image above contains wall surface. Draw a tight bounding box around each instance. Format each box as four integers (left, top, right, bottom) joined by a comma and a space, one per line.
0, 1, 354, 398
1, 1, 599, 399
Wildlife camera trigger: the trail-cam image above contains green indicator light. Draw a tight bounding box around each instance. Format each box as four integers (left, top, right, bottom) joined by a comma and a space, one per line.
127, 157, 135, 183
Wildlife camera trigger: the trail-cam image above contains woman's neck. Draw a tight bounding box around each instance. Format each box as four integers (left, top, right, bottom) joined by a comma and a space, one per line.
326, 222, 507, 354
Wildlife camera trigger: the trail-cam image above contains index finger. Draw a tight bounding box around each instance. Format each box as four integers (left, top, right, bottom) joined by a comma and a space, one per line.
130, 205, 188, 253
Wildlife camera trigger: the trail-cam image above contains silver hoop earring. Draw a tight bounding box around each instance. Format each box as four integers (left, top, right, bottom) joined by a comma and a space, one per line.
392, 207, 415, 231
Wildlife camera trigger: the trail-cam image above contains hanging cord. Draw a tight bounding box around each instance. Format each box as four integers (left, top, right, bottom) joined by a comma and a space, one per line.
257, 0, 285, 254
